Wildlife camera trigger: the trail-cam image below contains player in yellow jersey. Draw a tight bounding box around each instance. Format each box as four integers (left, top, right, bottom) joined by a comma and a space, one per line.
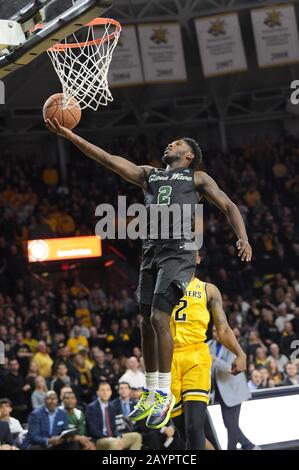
170, 255, 247, 450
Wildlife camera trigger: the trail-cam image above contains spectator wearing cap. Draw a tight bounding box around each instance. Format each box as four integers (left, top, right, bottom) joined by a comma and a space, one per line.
118, 357, 146, 389
33, 341, 53, 379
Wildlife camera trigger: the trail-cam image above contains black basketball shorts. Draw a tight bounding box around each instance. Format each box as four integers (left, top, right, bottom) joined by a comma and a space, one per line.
136, 241, 197, 309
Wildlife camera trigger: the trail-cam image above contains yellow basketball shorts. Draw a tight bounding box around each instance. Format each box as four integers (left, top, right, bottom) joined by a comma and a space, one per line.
171, 345, 212, 418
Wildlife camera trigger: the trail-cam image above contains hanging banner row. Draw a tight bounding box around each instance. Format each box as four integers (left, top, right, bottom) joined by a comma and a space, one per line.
108, 3, 299, 86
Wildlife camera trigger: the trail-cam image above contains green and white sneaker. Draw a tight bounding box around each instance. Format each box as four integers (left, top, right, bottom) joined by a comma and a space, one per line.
128, 387, 155, 422
146, 391, 176, 429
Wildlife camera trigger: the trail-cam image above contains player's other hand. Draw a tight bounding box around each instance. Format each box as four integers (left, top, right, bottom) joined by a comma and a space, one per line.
236, 239, 252, 262
231, 353, 247, 375
45, 118, 72, 138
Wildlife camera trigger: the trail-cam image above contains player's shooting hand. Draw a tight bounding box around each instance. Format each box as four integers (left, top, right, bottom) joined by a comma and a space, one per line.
45, 118, 72, 138
231, 353, 247, 375
236, 239, 252, 262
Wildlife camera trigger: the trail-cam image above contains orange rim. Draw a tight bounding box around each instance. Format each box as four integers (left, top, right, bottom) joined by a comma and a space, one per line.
46, 18, 121, 52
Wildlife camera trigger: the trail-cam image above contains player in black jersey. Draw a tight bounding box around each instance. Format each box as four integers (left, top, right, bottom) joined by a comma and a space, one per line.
46, 119, 252, 430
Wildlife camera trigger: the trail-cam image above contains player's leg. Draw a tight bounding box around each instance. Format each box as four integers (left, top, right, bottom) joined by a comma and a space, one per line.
172, 413, 186, 450
169, 352, 185, 449
220, 400, 254, 450
184, 401, 207, 450
129, 304, 159, 421
140, 305, 158, 374
146, 245, 197, 429
146, 283, 181, 429
181, 349, 211, 449
129, 251, 158, 422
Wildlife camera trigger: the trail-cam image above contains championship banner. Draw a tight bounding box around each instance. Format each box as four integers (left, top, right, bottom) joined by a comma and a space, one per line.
138, 22, 187, 83
251, 4, 299, 67
108, 25, 144, 87
27, 236, 102, 262
195, 13, 247, 77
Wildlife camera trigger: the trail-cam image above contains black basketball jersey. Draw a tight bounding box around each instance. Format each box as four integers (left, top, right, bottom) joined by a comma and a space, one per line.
143, 167, 198, 244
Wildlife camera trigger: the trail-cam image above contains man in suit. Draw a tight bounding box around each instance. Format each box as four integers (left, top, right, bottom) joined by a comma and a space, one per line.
209, 327, 260, 450
86, 382, 142, 450
111, 383, 180, 450
111, 382, 137, 434
22, 391, 79, 450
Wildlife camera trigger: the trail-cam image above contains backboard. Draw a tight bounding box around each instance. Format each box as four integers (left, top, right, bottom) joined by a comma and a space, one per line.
0, 0, 113, 79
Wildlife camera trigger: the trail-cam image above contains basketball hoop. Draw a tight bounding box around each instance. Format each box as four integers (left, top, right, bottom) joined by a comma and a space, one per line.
47, 18, 121, 111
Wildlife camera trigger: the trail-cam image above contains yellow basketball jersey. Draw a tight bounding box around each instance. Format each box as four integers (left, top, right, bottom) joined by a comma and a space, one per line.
171, 277, 210, 349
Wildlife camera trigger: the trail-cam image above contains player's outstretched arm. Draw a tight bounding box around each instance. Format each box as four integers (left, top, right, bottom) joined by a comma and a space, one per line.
45, 118, 152, 188
194, 171, 252, 262
207, 283, 247, 375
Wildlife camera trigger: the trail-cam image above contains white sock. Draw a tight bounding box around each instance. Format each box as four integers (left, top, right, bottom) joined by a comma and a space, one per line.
158, 372, 171, 395
145, 371, 158, 394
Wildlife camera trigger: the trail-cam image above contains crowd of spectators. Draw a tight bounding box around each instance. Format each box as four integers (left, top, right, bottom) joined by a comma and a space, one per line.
0, 132, 298, 449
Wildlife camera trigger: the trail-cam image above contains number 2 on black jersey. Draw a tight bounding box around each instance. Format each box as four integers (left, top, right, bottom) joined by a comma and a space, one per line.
175, 299, 187, 322
157, 186, 172, 205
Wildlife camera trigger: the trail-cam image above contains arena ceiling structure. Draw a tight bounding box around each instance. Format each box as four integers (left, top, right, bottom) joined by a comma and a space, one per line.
0, 0, 298, 146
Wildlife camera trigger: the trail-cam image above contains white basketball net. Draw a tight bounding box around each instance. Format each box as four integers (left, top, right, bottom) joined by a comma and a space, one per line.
47, 19, 121, 111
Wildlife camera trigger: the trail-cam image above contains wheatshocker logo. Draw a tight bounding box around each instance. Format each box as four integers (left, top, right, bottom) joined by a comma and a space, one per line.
208, 18, 226, 37
0, 80, 4, 104
150, 27, 168, 45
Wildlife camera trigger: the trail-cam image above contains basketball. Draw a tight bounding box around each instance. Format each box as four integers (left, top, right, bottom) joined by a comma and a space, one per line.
43, 93, 81, 129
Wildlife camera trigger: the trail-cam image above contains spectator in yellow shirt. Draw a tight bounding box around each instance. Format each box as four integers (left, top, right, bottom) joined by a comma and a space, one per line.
75, 300, 92, 328
67, 326, 89, 355
70, 280, 90, 298
33, 341, 53, 379
23, 329, 39, 353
